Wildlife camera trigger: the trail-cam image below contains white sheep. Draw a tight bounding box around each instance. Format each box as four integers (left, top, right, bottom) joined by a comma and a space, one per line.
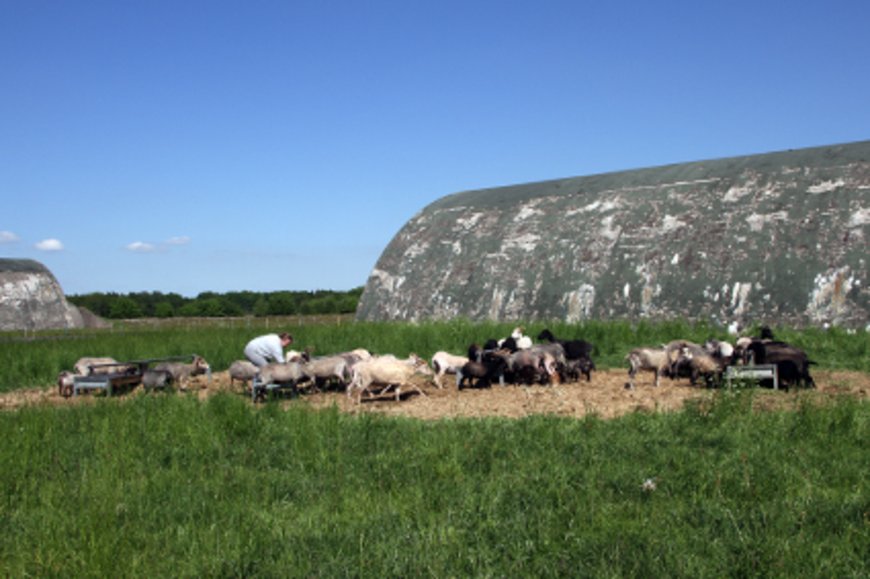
498, 327, 533, 350
430, 351, 469, 387
284, 349, 309, 363
347, 354, 433, 404
73, 357, 128, 375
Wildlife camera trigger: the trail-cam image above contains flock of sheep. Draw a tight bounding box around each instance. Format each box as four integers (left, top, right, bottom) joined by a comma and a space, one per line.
231, 325, 816, 403
56, 325, 815, 403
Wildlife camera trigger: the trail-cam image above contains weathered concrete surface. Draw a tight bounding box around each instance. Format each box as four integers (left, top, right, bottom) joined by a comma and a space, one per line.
357, 141, 870, 328
0, 259, 85, 331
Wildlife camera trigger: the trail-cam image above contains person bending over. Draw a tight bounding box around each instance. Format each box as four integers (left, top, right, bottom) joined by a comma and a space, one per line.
244, 332, 293, 368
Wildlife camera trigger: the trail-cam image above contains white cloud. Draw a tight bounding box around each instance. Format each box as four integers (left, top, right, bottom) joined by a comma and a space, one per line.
126, 241, 156, 252
165, 236, 191, 246
0, 231, 20, 243
35, 238, 64, 251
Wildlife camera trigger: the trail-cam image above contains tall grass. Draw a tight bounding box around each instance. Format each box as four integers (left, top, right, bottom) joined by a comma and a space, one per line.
2, 319, 869, 392
0, 392, 867, 576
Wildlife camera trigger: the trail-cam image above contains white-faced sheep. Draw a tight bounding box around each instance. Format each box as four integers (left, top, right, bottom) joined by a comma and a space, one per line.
348, 354, 433, 403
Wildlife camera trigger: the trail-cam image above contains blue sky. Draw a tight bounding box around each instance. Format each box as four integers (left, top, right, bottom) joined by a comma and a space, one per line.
2, 1, 868, 296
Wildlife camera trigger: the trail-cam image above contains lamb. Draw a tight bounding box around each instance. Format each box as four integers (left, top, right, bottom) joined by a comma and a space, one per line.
228, 360, 259, 389
625, 347, 671, 389
347, 354, 433, 403
57, 371, 75, 398
498, 327, 533, 350
431, 351, 470, 387
457, 349, 511, 389
142, 369, 172, 390
153, 355, 211, 390
537, 329, 595, 381
563, 356, 596, 383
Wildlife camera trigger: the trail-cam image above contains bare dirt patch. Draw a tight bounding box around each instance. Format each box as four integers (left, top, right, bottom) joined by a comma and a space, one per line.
3, 369, 869, 419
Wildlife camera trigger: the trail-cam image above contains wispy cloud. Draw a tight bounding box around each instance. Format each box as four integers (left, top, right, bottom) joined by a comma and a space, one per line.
126, 241, 156, 253
125, 236, 191, 253
165, 236, 191, 246
35, 238, 64, 251
0, 231, 20, 243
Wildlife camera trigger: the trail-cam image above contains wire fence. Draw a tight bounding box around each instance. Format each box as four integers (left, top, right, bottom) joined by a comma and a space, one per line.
0, 314, 356, 342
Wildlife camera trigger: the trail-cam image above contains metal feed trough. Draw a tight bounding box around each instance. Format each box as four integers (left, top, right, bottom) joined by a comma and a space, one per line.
73, 354, 210, 397
250, 375, 300, 403
725, 364, 779, 390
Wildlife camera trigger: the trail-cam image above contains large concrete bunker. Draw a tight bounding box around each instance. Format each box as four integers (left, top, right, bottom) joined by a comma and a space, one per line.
357, 141, 870, 328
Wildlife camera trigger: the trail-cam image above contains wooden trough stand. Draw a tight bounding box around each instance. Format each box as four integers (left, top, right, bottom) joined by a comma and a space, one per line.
725, 364, 779, 390
73, 354, 209, 397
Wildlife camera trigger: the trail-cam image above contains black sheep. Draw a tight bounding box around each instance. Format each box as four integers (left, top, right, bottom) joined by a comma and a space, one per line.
745, 339, 815, 389
457, 350, 508, 390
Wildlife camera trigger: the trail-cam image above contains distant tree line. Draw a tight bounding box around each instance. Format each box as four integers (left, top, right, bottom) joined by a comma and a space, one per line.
67, 288, 364, 319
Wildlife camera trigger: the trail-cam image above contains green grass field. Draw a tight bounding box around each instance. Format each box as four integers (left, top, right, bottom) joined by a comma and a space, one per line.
0, 393, 867, 576
0, 319, 867, 576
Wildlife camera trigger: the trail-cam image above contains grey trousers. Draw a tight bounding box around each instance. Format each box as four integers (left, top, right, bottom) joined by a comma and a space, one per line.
244, 347, 272, 368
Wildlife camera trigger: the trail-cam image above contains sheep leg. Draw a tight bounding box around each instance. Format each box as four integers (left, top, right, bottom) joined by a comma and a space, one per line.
626, 364, 637, 389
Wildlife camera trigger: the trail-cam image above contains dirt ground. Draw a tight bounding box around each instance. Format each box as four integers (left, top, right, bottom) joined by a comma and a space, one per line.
3, 368, 869, 420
